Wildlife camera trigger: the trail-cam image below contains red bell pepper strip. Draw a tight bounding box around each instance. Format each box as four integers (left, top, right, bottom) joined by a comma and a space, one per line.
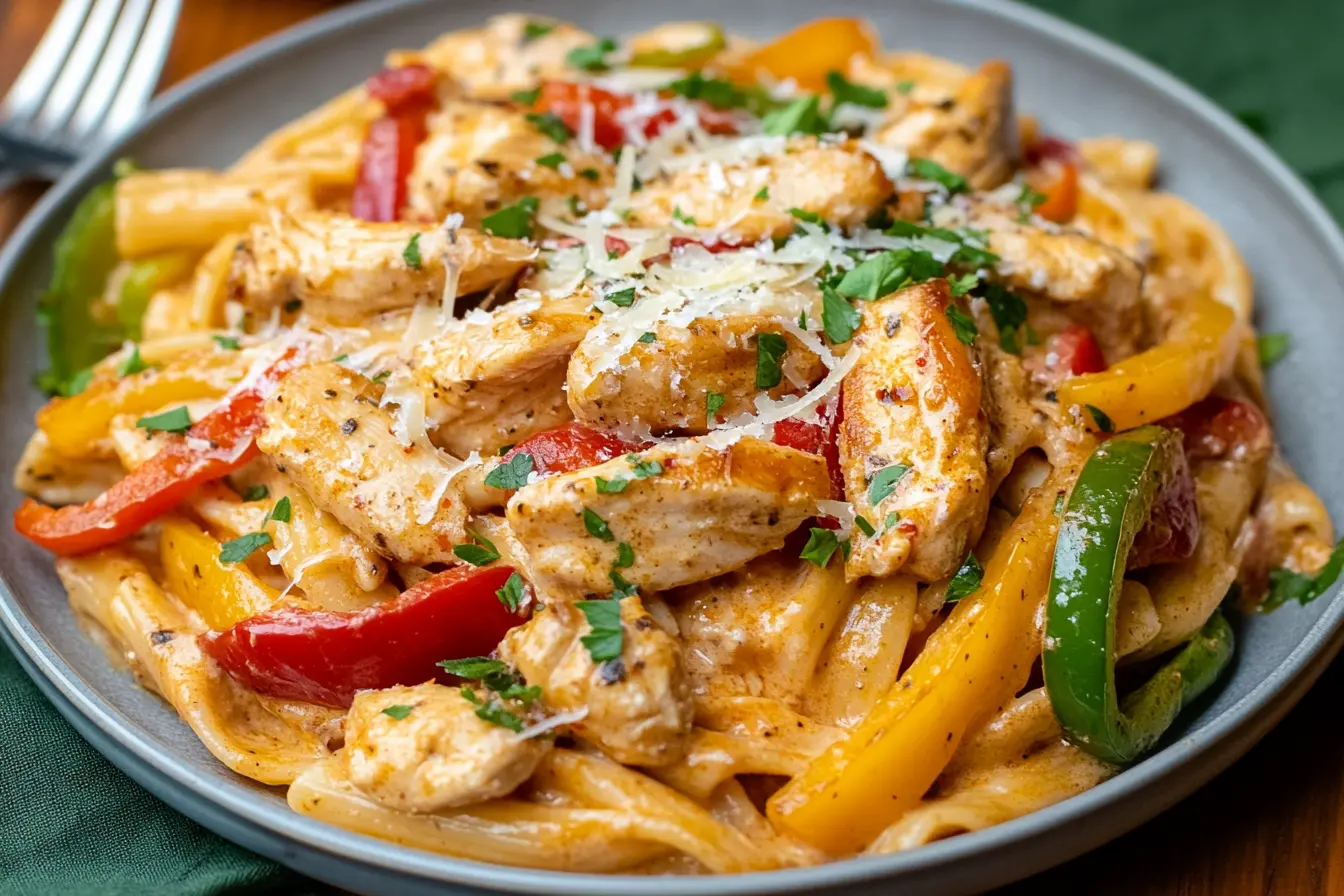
1160, 396, 1271, 462
1024, 135, 1078, 166
532, 81, 738, 151
772, 395, 845, 500
352, 64, 438, 223
1049, 323, 1107, 377
14, 348, 305, 556
199, 565, 523, 708
503, 422, 637, 476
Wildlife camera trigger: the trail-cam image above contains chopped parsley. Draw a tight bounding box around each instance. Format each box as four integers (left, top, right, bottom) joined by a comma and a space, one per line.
835, 248, 943, 300
583, 507, 615, 541
240, 485, 269, 502
854, 514, 877, 537
1257, 332, 1291, 369
535, 151, 565, 169
453, 528, 502, 566
706, 391, 726, 425
906, 157, 969, 195
267, 496, 292, 524
885, 511, 900, 532
575, 598, 624, 662
485, 452, 533, 489
460, 686, 525, 732
1016, 184, 1047, 219
821, 285, 862, 344
1262, 539, 1344, 612
496, 571, 525, 612
663, 72, 776, 114
672, 206, 696, 226
981, 283, 1028, 354
948, 273, 979, 296
761, 95, 827, 137
800, 527, 844, 568
522, 19, 555, 41
526, 111, 572, 143
219, 531, 271, 564
595, 475, 629, 494
945, 305, 978, 346
371, 370, 391, 385
63, 369, 93, 397
117, 344, 149, 376
402, 232, 422, 269
512, 87, 541, 105
381, 704, 413, 720
480, 196, 540, 239
868, 463, 910, 506
566, 37, 618, 72
213, 335, 241, 351
605, 286, 637, 307
895, 80, 916, 95
609, 569, 638, 599
578, 167, 600, 181
1085, 404, 1116, 433
626, 453, 662, 478
945, 551, 985, 603
826, 70, 887, 109
136, 406, 191, 434
754, 186, 770, 201
614, 541, 635, 569
637, 331, 657, 343
789, 207, 826, 227
754, 332, 788, 389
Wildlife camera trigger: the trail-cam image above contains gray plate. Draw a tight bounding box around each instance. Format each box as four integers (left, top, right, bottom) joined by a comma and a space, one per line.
2, 0, 1342, 894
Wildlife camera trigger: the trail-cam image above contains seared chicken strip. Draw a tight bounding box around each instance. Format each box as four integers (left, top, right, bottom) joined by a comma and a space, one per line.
256, 362, 470, 565
876, 61, 1017, 190
344, 682, 550, 812
567, 294, 826, 435
231, 211, 534, 324
406, 101, 613, 225
1076, 136, 1159, 190
500, 596, 692, 766
626, 141, 892, 240
508, 438, 830, 593
841, 279, 990, 582
410, 14, 594, 101
411, 294, 598, 455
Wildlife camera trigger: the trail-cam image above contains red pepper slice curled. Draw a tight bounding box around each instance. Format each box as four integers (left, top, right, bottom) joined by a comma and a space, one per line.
503, 422, 636, 476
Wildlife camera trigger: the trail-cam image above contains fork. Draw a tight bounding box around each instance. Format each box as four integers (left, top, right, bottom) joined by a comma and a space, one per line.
0, 0, 181, 189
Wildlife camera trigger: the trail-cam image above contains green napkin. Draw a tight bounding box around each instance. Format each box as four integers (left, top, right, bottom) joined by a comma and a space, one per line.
2, 1, 1340, 893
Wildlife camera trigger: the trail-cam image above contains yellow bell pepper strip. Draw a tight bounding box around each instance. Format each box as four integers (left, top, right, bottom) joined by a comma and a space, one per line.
117, 252, 197, 339
766, 472, 1072, 854
1044, 427, 1234, 764
1057, 295, 1240, 433
37, 350, 245, 458
628, 21, 726, 68
729, 18, 877, 92
160, 516, 280, 630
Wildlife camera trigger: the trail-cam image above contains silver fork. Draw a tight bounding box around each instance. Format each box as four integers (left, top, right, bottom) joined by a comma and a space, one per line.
0, 0, 181, 189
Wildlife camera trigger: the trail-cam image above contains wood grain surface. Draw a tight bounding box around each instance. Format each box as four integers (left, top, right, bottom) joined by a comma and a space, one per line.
0, 2, 1339, 894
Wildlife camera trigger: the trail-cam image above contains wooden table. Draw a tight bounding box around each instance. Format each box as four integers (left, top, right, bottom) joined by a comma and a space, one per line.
1, 2, 1340, 893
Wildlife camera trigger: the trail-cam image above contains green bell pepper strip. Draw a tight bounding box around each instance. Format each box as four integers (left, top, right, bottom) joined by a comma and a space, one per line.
117, 252, 197, 339
1044, 425, 1235, 765
628, 23, 726, 68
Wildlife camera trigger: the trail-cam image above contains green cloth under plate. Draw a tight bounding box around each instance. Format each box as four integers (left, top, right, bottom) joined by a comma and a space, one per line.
2, 0, 1340, 893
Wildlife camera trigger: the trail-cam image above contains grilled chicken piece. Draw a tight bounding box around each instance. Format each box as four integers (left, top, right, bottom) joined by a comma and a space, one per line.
841, 279, 990, 582
343, 682, 550, 812
1077, 137, 1159, 189
231, 211, 534, 324
567, 293, 826, 435
969, 206, 1146, 360
669, 552, 851, 706
406, 101, 613, 225
412, 14, 593, 101
876, 61, 1017, 190
508, 438, 830, 593
411, 294, 598, 455
13, 431, 123, 506
626, 141, 892, 240
256, 362, 470, 565
500, 597, 692, 766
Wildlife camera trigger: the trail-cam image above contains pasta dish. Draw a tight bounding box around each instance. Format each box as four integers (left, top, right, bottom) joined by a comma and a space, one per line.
13, 14, 1344, 873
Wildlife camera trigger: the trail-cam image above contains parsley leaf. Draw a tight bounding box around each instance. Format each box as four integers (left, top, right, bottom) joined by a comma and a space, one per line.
567, 37, 618, 72
836, 248, 944, 300
526, 111, 572, 143
868, 463, 910, 505
788, 207, 826, 227
906, 157, 969, 194
117, 344, 149, 376
1262, 539, 1344, 612
402, 232, 422, 269
267, 496, 291, 524
522, 20, 555, 41
213, 335, 241, 351
637, 331, 657, 343
609, 569, 638, 599
672, 206, 696, 226
755, 332, 788, 388
61, 368, 94, 397
981, 283, 1028, 354
706, 391, 725, 425
136, 406, 191, 434
438, 657, 508, 680
460, 686, 525, 732
826, 70, 887, 109
626, 453, 662, 478
895, 80, 916, 95
595, 475, 629, 494
614, 541, 635, 569
453, 528, 502, 566
485, 452, 534, 489
761, 95, 827, 137
381, 704, 413, 720
945, 305, 978, 345
583, 507, 615, 541
535, 151, 565, 169
822, 285, 862, 344
371, 370, 391, 385
240, 485, 269, 502
1085, 404, 1116, 433
512, 87, 541, 105
481, 196, 540, 239
663, 72, 776, 114
496, 572, 525, 612
219, 531, 271, 564
854, 514, 876, 537
948, 273, 979, 296
605, 287, 636, 307
1257, 332, 1291, 369
800, 527, 843, 567
945, 551, 985, 603
576, 598, 624, 662
755, 186, 770, 201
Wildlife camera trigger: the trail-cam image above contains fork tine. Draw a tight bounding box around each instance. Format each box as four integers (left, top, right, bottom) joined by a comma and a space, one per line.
29, 0, 124, 136
66, 0, 153, 140
99, 0, 181, 140
0, 0, 94, 122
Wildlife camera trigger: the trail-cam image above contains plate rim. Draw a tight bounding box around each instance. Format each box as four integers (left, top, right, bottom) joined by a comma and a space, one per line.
3, 0, 1344, 892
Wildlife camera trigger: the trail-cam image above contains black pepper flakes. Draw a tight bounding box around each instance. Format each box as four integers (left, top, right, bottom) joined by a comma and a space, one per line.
340, 418, 359, 435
